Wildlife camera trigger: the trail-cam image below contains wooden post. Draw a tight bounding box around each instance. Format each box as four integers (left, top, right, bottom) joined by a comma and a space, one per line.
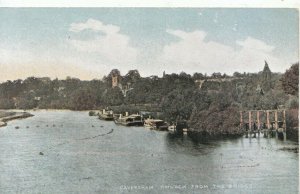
257, 111, 260, 129
283, 110, 287, 141
274, 111, 278, 130
240, 111, 243, 129
249, 111, 252, 131
283, 110, 286, 131
266, 111, 270, 129
256, 111, 260, 136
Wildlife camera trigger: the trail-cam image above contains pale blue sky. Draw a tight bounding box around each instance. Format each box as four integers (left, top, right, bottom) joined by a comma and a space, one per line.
0, 8, 298, 81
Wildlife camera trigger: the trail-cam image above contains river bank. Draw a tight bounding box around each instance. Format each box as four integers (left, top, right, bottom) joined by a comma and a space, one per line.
0, 111, 34, 127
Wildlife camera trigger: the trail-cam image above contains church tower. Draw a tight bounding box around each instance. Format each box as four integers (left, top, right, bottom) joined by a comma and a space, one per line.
262, 60, 272, 80
112, 75, 119, 88
260, 60, 272, 91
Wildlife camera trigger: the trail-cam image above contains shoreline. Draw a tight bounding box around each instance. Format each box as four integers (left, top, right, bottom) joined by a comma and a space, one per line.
0, 109, 298, 142
0, 111, 34, 127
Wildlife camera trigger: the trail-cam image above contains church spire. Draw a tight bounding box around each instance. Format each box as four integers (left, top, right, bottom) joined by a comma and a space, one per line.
261, 60, 272, 90
263, 60, 271, 73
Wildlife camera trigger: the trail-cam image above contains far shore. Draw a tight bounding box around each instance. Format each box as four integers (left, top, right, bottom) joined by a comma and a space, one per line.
0, 111, 34, 127
0, 109, 99, 112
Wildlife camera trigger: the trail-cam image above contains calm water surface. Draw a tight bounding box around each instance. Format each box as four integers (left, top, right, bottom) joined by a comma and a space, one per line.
0, 110, 298, 194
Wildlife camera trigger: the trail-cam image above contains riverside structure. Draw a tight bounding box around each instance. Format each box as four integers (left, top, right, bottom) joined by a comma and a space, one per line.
240, 109, 287, 140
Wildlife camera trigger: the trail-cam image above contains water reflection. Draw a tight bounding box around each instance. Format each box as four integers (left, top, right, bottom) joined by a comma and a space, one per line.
0, 110, 298, 194
165, 133, 220, 155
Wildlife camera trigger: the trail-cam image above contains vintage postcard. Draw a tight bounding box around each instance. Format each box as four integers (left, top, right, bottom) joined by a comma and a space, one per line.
0, 1, 299, 194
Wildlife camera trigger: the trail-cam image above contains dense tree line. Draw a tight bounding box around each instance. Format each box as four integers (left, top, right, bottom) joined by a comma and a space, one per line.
281, 62, 299, 95
0, 63, 298, 137
280, 63, 299, 140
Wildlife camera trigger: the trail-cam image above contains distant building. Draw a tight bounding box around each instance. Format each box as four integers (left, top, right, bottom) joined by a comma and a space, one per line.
112, 75, 123, 89
34, 97, 41, 101
262, 60, 272, 80
260, 60, 272, 91
112, 75, 119, 88
111, 74, 133, 97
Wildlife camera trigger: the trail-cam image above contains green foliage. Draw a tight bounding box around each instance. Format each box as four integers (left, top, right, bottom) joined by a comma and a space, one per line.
103, 87, 124, 106
161, 88, 195, 122
68, 88, 97, 110
192, 72, 205, 80
17, 92, 38, 110
0, 64, 297, 137
123, 70, 141, 84
109, 104, 140, 115
287, 97, 299, 109
286, 109, 299, 141
0, 98, 15, 109
281, 63, 299, 95
189, 106, 241, 136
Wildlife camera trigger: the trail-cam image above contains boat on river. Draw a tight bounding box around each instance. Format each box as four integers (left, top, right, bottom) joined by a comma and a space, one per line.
168, 121, 188, 134
98, 109, 114, 121
144, 119, 168, 131
168, 124, 176, 132
114, 114, 144, 126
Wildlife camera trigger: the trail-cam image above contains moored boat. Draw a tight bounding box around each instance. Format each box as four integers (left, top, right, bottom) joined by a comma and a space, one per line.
169, 121, 188, 134
98, 109, 114, 121
144, 119, 168, 131
114, 114, 144, 126
168, 124, 176, 132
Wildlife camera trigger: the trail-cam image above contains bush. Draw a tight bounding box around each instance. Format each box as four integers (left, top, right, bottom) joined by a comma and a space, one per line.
189, 106, 242, 136
0, 98, 15, 109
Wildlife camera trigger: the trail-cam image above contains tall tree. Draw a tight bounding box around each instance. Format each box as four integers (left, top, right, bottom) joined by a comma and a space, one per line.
281, 63, 299, 95
123, 70, 141, 83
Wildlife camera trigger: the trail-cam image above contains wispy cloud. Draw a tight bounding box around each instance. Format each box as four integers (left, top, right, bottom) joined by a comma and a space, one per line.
69, 18, 120, 34
68, 19, 138, 67
158, 29, 283, 74
0, 13, 297, 82
236, 37, 274, 52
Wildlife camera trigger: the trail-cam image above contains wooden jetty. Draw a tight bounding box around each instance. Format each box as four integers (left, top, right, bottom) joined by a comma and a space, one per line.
240, 109, 287, 140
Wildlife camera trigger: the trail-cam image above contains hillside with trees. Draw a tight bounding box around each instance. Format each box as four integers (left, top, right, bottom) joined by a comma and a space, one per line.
0, 62, 298, 138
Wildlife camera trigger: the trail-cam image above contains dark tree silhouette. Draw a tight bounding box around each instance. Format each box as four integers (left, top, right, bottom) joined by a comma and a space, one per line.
281, 63, 299, 95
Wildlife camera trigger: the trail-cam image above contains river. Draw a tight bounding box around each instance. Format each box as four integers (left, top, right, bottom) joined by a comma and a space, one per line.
0, 110, 298, 194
